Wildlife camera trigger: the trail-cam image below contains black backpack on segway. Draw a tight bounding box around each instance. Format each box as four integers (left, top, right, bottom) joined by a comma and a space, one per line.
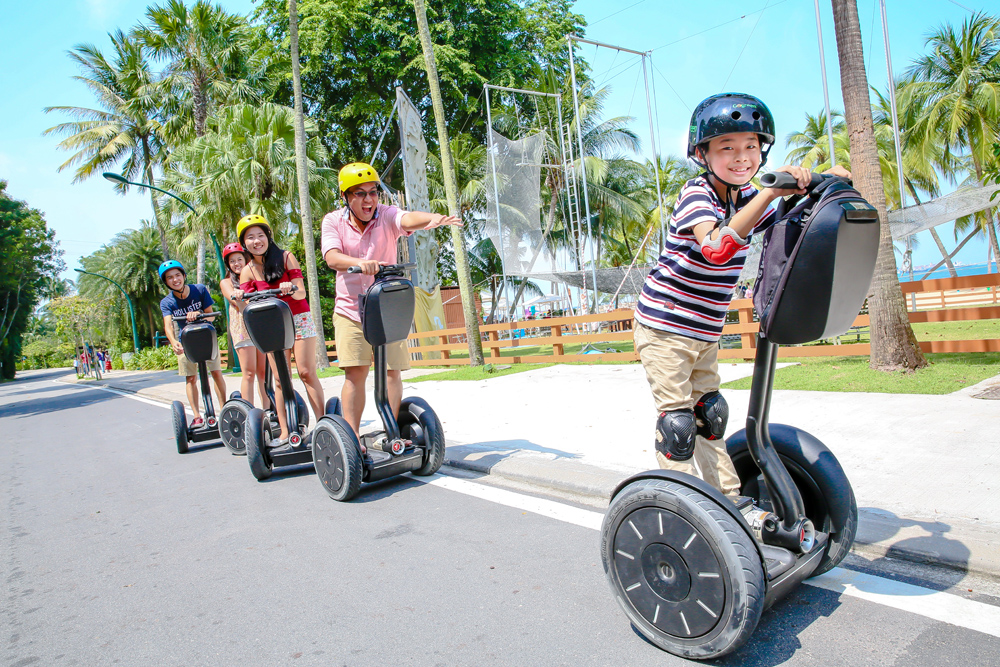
170, 313, 223, 454
600, 172, 879, 660
312, 263, 447, 501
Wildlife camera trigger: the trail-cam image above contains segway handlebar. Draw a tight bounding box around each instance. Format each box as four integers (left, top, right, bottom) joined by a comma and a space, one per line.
760, 171, 830, 191
242, 286, 298, 301
347, 262, 416, 275
171, 312, 220, 322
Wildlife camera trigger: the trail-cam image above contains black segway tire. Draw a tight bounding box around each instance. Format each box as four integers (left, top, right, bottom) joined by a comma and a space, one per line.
726, 424, 858, 576
602, 478, 765, 660
229, 390, 241, 400
399, 397, 446, 476
171, 401, 189, 454
245, 408, 273, 481
325, 396, 342, 417
313, 416, 363, 501
294, 390, 310, 431
219, 399, 251, 455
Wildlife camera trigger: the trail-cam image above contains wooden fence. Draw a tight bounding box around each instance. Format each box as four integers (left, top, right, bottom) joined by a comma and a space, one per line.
221, 273, 999, 366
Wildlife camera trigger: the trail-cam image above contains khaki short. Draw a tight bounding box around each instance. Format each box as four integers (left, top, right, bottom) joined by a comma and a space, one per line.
633, 320, 740, 496
334, 313, 411, 370
177, 349, 223, 376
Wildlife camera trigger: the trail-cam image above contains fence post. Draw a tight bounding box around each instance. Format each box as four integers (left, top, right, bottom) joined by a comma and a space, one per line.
551, 324, 564, 357
488, 330, 501, 359
738, 302, 756, 351
439, 334, 451, 360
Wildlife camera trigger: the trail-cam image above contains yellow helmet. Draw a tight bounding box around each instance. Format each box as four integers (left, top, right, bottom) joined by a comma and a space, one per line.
236, 213, 271, 242
338, 162, 380, 194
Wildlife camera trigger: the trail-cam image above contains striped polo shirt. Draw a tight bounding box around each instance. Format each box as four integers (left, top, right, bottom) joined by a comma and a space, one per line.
635, 175, 776, 342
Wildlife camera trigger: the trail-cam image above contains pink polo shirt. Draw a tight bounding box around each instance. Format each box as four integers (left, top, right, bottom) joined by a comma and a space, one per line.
321, 204, 409, 322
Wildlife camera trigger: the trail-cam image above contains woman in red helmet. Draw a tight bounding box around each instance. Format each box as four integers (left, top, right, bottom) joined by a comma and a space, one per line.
237, 213, 325, 445
220, 241, 269, 410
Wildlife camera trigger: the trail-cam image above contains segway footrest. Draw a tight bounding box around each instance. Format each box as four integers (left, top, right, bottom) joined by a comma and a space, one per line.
366, 449, 423, 483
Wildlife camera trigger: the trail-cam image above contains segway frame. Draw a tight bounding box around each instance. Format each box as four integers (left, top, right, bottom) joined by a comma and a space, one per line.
170, 312, 222, 452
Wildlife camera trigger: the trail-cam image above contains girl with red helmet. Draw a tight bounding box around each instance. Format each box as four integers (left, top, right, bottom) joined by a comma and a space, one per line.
221, 241, 270, 410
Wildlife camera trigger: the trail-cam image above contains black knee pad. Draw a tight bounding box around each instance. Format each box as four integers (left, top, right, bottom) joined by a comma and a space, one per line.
694, 390, 729, 440
655, 409, 697, 461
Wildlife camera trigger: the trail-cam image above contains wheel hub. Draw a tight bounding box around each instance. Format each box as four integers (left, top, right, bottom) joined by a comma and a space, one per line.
612, 507, 727, 638
314, 429, 344, 493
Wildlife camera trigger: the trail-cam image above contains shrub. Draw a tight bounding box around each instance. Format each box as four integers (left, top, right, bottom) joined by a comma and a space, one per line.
123, 346, 179, 371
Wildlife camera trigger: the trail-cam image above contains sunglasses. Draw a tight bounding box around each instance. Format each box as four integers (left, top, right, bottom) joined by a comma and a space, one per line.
349, 187, 380, 200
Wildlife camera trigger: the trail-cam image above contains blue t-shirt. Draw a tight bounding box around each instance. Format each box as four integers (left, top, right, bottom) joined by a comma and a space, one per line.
160, 284, 214, 331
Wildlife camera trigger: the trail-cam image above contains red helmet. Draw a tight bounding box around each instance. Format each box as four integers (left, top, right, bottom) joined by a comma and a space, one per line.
223, 242, 247, 261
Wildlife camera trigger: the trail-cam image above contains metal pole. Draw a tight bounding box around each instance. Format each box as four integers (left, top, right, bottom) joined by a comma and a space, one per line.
484, 85, 510, 323
814, 0, 837, 168
485, 83, 561, 98
641, 54, 663, 244
568, 36, 599, 312
75, 269, 140, 354
879, 0, 913, 306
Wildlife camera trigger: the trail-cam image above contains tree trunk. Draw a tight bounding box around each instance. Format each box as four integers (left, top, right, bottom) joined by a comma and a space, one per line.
143, 141, 169, 259
831, 0, 926, 371
196, 234, 206, 285
412, 0, 484, 365
289, 0, 329, 368
928, 228, 958, 277
971, 156, 1000, 267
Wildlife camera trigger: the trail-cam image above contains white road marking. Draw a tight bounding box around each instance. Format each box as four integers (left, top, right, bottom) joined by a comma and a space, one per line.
809, 568, 1000, 639
45, 385, 1000, 639
414, 473, 1000, 638
56, 380, 178, 411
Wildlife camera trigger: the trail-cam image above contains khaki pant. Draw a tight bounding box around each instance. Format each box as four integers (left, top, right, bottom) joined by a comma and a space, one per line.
634, 321, 741, 496
334, 313, 411, 370
177, 349, 222, 376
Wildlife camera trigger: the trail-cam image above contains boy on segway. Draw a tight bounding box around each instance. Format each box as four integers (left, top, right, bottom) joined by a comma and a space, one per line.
320, 162, 462, 446
159, 260, 227, 427
634, 92, 849, 499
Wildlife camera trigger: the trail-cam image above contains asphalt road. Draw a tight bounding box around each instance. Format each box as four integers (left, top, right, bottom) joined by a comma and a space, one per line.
3, 369, 1000, 667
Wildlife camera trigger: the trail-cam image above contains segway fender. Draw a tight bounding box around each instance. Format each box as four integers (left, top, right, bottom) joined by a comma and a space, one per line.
726, 424, 853, 534
610, 469, 766, 567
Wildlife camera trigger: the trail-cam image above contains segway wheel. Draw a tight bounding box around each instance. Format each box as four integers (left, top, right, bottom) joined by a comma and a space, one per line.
294, 390, 310, 431
312, 417, 363, 501
399, 397, 446, 476
229, 390, 241, 400
171, 401, 189, 454
727, 425, 859, 576
219, 400, 251, 455
245, 408, 273, 481
325, 396, 342, 417
602, 478, 765, 660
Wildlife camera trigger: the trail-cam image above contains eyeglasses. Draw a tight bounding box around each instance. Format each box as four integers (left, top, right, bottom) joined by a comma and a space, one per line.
349, 187, 380, 201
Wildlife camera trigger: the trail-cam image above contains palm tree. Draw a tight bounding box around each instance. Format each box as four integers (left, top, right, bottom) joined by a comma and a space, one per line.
906, 12, 1000, 267
287, 0, 327, 367
160, 103, 336, 257
136, 0, 264, 282
44, 31, 170, 256
831, 0, 926, 371
784, 110, 849, 170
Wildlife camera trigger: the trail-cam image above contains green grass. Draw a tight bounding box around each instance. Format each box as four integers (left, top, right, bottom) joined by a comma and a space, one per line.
721, 352, 1000, 394
433, 338, 634, 360
407, 363, 552, 382
314, 366, 345, 379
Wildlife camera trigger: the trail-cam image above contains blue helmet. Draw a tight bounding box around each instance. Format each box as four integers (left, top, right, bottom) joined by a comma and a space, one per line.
158, 259, 186, 282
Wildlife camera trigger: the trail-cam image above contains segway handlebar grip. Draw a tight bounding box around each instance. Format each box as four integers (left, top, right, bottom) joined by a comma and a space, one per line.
760, 171, 826, 191
171, 312, 220, 322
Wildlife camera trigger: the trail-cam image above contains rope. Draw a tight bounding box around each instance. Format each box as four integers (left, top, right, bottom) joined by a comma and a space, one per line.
722, 0, 772, 91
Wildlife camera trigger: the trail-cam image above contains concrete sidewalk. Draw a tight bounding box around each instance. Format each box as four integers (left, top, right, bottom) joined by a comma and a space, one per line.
65, 362, 1000, 579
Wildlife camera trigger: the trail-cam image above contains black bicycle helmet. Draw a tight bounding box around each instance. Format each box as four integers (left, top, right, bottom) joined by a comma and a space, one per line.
687, 92, 775, 162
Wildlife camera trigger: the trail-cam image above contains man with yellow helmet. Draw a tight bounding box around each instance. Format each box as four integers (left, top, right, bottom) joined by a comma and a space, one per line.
321, 162, 462, 440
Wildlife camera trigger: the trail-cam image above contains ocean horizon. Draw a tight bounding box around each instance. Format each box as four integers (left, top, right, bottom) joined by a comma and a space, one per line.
899, 261, 997, 282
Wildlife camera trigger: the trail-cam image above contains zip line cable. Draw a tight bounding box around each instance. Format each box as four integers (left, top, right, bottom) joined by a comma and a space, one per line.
649, 0, 794, 53
652, 62, 690, 111
722, 0, 772, 90
590, 0, 649, 27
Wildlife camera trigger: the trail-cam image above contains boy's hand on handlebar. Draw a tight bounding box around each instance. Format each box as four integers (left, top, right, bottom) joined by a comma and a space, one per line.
823, 165, 852, 179
185, 311, 201, 323
765, 165, 811, 195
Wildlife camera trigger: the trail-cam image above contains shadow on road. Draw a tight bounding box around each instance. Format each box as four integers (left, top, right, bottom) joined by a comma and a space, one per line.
0, 390, 118, 419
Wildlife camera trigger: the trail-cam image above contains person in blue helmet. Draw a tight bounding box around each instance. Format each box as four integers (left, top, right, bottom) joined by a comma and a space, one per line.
633, 92, 850, 499
159, 260, 227, 426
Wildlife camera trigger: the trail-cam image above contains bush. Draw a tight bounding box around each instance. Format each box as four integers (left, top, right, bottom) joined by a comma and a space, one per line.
123, 346, 179, 371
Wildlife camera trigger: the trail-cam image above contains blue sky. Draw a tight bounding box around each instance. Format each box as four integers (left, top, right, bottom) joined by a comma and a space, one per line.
0, 0, 992, 282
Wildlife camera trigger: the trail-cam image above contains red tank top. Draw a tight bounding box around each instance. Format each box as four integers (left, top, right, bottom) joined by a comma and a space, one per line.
241, 253, 310, 315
